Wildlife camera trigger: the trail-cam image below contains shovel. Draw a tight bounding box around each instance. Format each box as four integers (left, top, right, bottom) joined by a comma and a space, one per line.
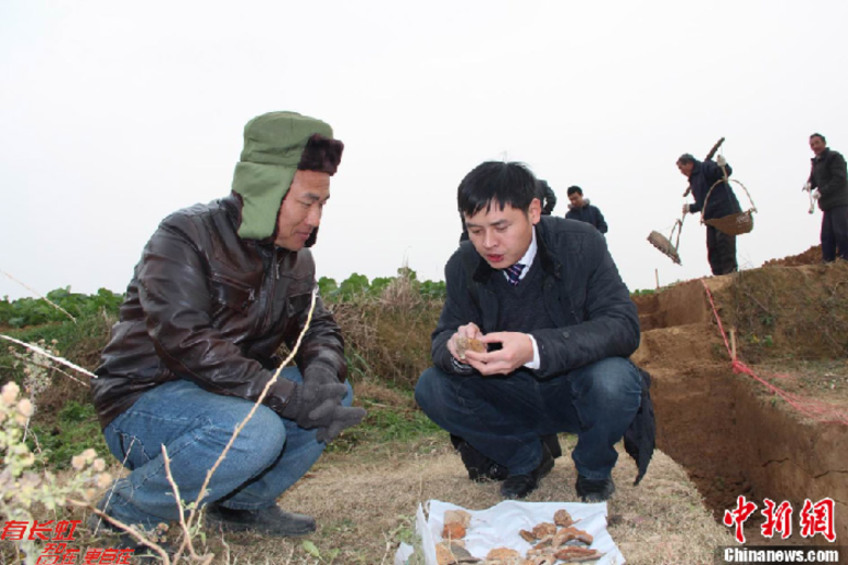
647, 211, 686, 265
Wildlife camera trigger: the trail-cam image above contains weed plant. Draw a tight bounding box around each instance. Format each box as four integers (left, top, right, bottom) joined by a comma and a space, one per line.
724, 261, 848, 361
0, 287, 123, 328
0, 380, 112, 564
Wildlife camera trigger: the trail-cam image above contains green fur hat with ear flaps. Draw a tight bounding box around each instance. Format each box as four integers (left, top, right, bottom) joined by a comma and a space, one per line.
231, 111, 338, 240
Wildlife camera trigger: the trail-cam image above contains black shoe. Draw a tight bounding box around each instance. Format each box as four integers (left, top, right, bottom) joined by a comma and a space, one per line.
453, 436, 509, 482
500, 445, 555, 499
206, 504, 316, 536
575, 475, 616, 502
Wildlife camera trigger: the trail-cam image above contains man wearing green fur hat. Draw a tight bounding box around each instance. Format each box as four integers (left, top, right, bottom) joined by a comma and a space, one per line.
90, 111, 365, 549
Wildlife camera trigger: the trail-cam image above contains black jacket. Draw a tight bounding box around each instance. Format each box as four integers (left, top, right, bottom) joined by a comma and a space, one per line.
809, 148, 848, 211
536, 180, 557, 215
92, 195, 346, 428
565, 200, 608, 234
686, 159, 742, 220
432, 216, 639, 379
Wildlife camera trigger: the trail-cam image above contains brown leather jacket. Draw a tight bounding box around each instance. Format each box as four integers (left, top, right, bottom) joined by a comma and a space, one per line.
91, 194, 346, 428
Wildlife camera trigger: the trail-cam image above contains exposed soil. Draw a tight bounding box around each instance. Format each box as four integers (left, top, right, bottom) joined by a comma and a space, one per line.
762, 244, 823, 267
631, 249, 848, 546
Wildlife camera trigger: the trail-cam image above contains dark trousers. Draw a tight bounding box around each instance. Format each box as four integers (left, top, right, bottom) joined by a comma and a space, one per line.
707, 225, 738, 275
821, 205, 848, 262
414, 357, 642, 480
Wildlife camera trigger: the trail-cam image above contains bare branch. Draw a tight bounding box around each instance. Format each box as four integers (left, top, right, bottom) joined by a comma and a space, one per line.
185, 288, 320, 531
162, 444, 196, 562
0, 334, 97, 379
67, 499, 171, 565
6, 352, 89, 387
0, 270, 78, 324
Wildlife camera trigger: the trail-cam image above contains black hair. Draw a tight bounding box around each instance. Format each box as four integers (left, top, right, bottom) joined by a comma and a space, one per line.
566, 185, 583, 196
676, 153, 697, 166
810, 133, 827, 144
457, 161, 537, 217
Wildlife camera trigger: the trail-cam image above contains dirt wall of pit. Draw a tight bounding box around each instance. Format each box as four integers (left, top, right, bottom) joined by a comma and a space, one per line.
633, 273, 848, 543
733, 387, 848, 540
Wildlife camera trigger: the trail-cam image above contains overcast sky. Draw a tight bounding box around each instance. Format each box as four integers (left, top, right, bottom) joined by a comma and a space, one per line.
2, 1, 846, 301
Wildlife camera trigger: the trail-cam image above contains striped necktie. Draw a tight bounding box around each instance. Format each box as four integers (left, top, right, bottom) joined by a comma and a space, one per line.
505, 263, 525, 286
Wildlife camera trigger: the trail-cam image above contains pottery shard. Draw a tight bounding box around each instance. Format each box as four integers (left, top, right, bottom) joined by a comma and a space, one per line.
486, 547, 521, 560
553, 509, 574, 528
436, 543, 455, 565
552, 546, 603, 562
484, 547, 523, 564
442, 521, 467, 540
436, 540, 479, 565
455, 335, 486, 359
444, 509, 472, 528
518, 529, 537, 542
553, 526, 593, 547
530, 522, 557, 539
522, 557, 556, 565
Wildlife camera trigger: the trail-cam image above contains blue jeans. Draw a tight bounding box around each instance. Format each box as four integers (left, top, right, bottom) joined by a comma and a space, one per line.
100, 368, 353, 529
414, 357, 642, 480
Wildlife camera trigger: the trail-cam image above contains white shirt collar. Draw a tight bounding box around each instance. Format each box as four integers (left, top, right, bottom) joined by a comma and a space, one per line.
503, 225, 537, 282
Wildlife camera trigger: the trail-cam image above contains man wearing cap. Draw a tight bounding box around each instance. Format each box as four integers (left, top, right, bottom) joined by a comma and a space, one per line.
90, 111, 365, 545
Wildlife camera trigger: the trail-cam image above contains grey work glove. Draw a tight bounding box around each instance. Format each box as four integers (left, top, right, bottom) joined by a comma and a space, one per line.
315, 404, 367, 443
302, 360, 362, 442
303, 359, 340, 386
275, 379, 347, 430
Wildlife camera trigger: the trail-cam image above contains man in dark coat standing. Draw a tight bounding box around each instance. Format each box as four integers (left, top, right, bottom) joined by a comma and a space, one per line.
536, 179, 557, 215
416, 161, 648, 502
806, 133, 848, 261
565, 185, 608, 234
678, 153, 742, 275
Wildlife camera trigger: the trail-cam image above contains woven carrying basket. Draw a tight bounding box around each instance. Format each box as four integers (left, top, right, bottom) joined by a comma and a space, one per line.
704, 209, 754, 236
701, 168, 756, 237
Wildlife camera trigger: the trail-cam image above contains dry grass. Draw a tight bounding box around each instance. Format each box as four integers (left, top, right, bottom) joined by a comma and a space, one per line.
183, 434, 731, 564
329, 290, 441, 389
720, 262, 848, 362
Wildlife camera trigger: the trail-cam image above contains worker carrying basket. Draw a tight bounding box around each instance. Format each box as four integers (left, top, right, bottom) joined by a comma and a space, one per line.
678, 138, 756, 275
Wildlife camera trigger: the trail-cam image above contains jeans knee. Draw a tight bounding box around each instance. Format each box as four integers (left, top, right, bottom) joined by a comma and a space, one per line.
578, 358, 641, 407
230, 406, 286, 467
341, 380, 354, 407
414, 367, 443, 413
